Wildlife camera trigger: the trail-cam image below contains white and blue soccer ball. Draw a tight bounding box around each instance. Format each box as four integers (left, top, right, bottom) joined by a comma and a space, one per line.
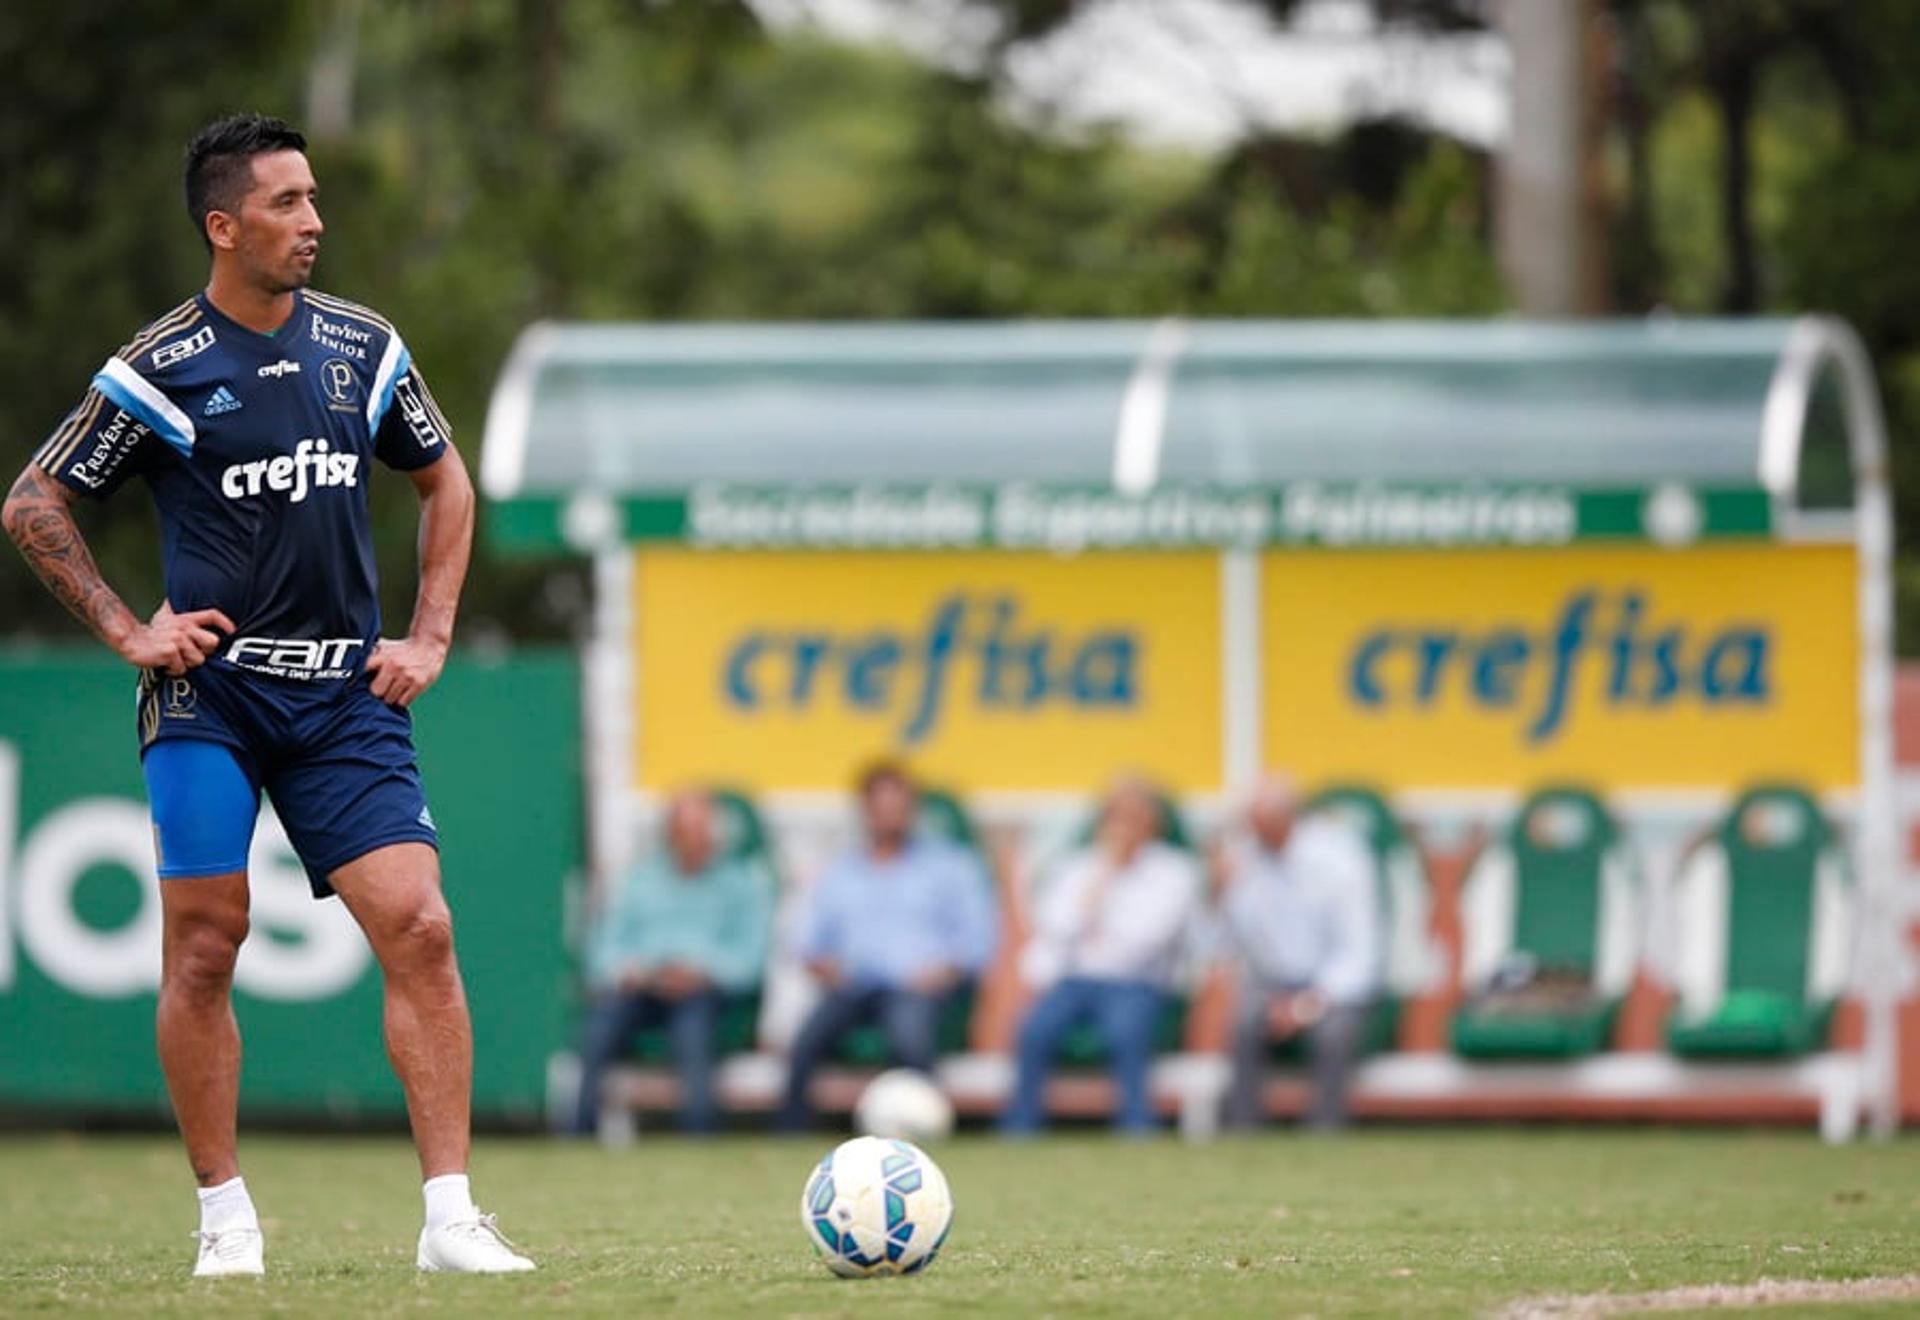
854, 1068, 955, 1144
799, 1135, 954, 1277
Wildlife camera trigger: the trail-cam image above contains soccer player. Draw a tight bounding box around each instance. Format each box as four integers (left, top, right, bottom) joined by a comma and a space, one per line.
0, 114, 534, 1277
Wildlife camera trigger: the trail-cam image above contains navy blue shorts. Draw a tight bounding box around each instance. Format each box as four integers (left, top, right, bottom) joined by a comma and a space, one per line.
138, 661, 437, 898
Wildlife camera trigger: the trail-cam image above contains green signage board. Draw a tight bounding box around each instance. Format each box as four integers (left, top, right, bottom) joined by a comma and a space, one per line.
0, 650, 581, 1124
490, 481, 1774, 555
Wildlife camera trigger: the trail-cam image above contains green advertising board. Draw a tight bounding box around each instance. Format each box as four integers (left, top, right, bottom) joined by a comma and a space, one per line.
0, 649, 580, 1124
490, 480, 1774, 554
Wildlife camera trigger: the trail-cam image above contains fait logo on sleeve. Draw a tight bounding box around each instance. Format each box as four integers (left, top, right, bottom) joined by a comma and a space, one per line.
393, 377, 444, 449
720, 593, 1141, 745
1345, 587, 1772, 745
150, 325, 215, 370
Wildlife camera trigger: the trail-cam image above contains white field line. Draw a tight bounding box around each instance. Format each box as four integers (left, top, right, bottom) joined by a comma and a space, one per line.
1497, 1275, 1920, 1318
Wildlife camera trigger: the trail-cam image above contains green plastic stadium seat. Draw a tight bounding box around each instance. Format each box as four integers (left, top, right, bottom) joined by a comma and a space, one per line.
1452, 785, 1635, 1059
709, 787, 772, 864
837, 786, 988, 1064
1665, 784, 1849, 1059
1267, 784, 1435, 1061
916, 788, 979, 850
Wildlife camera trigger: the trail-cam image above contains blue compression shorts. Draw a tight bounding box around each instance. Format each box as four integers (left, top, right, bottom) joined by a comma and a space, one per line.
144, 740, 257, 878
139, 660, 438, 898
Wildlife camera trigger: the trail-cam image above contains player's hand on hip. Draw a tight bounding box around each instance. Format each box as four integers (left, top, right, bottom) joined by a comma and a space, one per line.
120, 601, 234, 675
365, 636, 447, 708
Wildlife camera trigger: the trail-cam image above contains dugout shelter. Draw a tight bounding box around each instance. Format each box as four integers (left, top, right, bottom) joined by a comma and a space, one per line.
479, 317, 1901, 1136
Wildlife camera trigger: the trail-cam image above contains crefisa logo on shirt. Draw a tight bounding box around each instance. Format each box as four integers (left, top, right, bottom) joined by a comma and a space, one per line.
218, 438, 360, 504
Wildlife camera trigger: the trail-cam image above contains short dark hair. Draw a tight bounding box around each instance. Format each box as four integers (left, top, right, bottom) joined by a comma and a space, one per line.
856, 759, 915, 801
184, 113, 308, 249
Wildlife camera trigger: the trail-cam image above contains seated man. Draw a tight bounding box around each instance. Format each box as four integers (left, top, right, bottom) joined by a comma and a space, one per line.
1001, 776, 1203, 1136
777, 761, 997, 1131
1219, 775, 1379, 1130
569, 789, 774, 1136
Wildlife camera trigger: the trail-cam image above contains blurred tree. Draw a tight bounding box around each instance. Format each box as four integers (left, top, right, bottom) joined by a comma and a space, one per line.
0, 1, 311, 640
1770, 0, 1920, 646
1608, 0, 1861, 314
3, 0, 1914, 645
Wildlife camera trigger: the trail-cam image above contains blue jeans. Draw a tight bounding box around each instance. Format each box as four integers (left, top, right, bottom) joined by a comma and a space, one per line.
1002, 977, 1163, 1134
778, 984, 946, 1131
571, 988, 722, 1135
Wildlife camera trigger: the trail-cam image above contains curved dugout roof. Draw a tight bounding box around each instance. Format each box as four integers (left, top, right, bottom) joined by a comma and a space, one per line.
479, 316, 1881, 551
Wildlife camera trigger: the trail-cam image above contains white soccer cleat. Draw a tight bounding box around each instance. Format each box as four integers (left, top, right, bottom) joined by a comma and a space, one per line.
192, 1226, 265, 1277
415, 1212, 536, 1273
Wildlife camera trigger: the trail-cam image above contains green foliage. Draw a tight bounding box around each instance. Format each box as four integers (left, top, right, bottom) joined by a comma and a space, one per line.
0, 1, 1508, 646
1767, 0, 1920, 644
1201, 146, 1501, 316
12, 0, 1919, 647
0, 1, 311, 632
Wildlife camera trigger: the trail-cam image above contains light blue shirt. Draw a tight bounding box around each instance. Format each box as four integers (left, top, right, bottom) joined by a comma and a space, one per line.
586, 853, 775, 993
793, 838, 998, 989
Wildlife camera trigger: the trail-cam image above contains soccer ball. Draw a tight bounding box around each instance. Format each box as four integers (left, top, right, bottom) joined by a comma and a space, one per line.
854, 1068, 955, 1143
799, 1135, 954, 1277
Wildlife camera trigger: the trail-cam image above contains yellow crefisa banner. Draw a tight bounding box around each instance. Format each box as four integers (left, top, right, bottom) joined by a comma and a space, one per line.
1263, 544, 1858, 790
633, 549, 1223, 792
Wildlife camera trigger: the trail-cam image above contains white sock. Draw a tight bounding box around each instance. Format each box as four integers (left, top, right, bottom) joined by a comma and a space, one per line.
196, 1176, 259, 1235
423, 1173, 477, 1231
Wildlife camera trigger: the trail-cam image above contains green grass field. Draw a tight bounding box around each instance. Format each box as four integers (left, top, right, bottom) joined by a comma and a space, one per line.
2, 1129, 1917, 1317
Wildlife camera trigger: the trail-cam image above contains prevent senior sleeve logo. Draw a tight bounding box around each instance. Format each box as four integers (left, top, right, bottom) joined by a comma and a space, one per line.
65, 410, 151, 490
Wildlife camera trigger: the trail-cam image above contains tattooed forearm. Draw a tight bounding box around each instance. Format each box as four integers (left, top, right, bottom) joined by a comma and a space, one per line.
2, 465, 137, 649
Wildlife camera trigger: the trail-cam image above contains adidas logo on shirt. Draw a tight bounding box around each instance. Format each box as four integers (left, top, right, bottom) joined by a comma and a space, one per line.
203, 386, 243, 416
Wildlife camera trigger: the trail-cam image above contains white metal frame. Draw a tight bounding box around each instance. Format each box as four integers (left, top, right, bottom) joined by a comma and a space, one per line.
1757, 316, 1899, 1135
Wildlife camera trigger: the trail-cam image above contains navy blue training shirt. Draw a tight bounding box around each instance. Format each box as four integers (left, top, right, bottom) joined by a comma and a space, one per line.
32, 288, 450, 683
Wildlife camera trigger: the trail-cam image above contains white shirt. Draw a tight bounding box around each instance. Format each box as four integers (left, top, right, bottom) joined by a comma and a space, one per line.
1223, 817, 1380, 1005
1021, 840, 1202, 990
